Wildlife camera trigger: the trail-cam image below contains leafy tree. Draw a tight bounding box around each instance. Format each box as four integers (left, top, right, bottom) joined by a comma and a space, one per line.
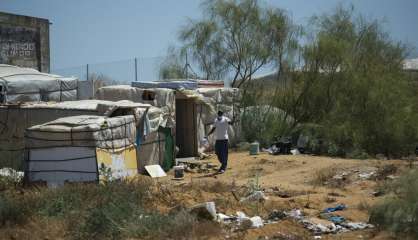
158, 47, 188, 80
173, 0, 298, 87
284, 6, 417, 156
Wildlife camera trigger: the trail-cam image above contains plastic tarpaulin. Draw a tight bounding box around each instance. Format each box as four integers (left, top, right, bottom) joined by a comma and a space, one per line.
0, 100, 148, 170
96, 86, 175, 129
27, 146, 97, 187
96, 86, 176, 171
25, 115, 137, 149
195, 88, 241, 151
136, 131, 165, 174
25, 115, 139, 185
0, 64, 78, 103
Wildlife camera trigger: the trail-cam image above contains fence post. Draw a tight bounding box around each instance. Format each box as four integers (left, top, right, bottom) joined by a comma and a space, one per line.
86, 64, 94, 99
135, 57, 138, 82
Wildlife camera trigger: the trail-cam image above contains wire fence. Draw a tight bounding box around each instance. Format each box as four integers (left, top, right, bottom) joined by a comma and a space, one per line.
51, 55, 275, 90
52, 56, 165, 84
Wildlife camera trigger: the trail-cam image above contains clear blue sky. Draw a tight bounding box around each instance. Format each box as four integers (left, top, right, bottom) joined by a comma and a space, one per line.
1, 0, 417, 73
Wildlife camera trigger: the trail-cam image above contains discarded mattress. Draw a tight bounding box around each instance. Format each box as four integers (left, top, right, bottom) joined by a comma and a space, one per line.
0, 64, 78, 103
132, 80, 198, 90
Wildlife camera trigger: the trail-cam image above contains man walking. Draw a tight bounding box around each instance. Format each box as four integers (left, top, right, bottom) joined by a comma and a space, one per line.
207, 110, 234, 174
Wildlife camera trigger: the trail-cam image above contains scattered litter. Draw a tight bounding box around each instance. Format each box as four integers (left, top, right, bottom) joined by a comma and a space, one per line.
217, 213, 236, 223
262, 146, 277, 154
302, 218, 338, 234
372, 190, 384, 197
267, 209, 287, 221
332, 172, 349, 180
325, 215, 346, 224
189, 202, 217, 220
173, 165, 184, 179
200, 137, 209, 149
272, 207, 372, 235
322, 204, 346, 213
285, 209, 303, 220
240, 190, 268, 202
145, 165, 167, 178
250, 216, 264, 228
290, 149, 300, 155
341, 222, 374, 230
375, 164, 397, 180
359, 172, 375, 180
217, 211, 264, 229
0, 168, 24, 182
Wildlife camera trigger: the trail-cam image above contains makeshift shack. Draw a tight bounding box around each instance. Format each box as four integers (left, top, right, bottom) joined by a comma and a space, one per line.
96, 85, 176, 172
0, 100, 149, 170
179, 88, 241, 154
25, 115, 137, 186
130, 82, 240, 157
0, 64, 78, 103
96, 83, 240, 158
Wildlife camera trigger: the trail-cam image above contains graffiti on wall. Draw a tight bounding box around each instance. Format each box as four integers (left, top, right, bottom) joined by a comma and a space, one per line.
0, 25, 39, 69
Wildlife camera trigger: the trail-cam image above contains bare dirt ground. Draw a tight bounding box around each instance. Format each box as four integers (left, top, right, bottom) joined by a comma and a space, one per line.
160, 151, 410, 240
1, 151, 411, 239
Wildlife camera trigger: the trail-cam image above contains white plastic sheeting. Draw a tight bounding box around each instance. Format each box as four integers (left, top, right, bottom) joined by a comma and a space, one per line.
96, 85, 175, 128
96, 86, 174, 171
25, 115, 137, 149
27, 146, 97, 187
0, 64, 78, 103
25, 115, 139, 186
195, 88, 241, 151
0, 100, 149, 170
403, 58, 418, 71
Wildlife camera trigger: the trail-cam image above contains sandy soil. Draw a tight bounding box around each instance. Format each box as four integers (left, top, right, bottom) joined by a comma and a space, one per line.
1, 151, 411, 239
160, 151, 410, 240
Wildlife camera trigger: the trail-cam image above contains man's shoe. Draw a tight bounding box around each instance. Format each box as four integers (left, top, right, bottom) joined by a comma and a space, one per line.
217, 169, 225, 174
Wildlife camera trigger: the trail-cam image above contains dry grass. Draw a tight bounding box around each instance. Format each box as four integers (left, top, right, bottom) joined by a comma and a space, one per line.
311, 167, 338, 186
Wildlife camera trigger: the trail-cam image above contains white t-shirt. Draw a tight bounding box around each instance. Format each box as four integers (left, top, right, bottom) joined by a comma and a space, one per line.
214, 116, 230, 140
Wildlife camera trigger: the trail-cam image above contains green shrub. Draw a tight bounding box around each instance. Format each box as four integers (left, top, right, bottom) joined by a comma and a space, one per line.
0, 195, 28, 226
1, 179, 218, 239
346, 148, 369, 160
241, 105, 295, 146
370, 170, 418, 237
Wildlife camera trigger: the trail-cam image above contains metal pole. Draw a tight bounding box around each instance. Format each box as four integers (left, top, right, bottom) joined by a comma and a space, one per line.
185, 52, 188, 80
87, 64, 94, 99
135, 57, 138, 82
86, 63, 89, 81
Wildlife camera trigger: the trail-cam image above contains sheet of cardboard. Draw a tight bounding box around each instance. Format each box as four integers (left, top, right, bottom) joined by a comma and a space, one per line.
145, 165, 167, 178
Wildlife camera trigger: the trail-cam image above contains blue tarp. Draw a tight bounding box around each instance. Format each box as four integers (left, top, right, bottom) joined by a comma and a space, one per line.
322, 204, 346, 213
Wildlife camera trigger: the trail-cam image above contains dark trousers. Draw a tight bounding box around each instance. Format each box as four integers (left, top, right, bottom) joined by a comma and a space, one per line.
215, 140, 228, 171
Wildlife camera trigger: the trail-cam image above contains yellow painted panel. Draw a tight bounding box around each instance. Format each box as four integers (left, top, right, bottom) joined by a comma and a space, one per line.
96, 145, 138, 180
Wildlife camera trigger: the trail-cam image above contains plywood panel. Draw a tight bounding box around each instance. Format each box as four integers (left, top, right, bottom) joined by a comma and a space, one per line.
175, 99, 197, 157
